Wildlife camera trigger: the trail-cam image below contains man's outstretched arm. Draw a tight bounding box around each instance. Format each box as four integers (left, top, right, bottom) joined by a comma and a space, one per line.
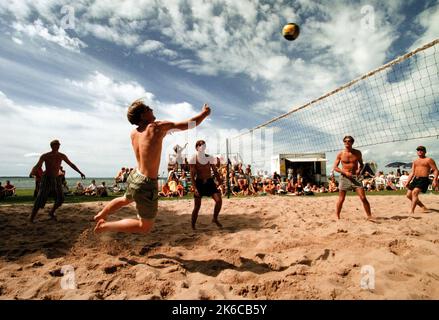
158, 103, 211, 133
357, 151, 364, 175
62, 155, 86, 179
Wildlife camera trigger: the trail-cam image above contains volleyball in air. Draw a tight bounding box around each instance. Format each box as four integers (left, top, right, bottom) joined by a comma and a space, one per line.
282, 23, 300, 41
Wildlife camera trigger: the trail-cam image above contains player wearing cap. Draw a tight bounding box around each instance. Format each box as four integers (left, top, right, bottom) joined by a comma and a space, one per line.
405, 146, 438, 214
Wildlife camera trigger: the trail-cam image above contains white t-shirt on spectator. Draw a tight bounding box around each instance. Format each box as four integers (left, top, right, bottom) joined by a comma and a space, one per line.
399, 175, 409, 186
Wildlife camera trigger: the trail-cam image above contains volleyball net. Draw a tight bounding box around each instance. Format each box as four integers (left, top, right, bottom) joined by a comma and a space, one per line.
228, 39, 439, 170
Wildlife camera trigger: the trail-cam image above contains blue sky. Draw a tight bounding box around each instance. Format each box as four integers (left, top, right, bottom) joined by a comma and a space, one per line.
0, 0, 438, 177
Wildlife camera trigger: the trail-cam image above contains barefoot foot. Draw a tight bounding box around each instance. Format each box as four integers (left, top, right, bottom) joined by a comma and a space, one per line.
212, 219, 223, 228
421, 207, 430, 213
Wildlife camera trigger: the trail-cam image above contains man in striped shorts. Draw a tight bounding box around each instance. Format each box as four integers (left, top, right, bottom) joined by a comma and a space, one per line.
30, 140, 86, 222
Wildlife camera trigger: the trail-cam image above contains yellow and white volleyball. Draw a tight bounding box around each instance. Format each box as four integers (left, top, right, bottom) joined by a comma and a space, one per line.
282, 23, 300, 41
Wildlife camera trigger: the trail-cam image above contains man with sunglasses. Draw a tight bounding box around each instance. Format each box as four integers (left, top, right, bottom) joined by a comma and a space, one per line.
405, 146, 438, 214
332, 136, 373, 220
94, 100, 211, 234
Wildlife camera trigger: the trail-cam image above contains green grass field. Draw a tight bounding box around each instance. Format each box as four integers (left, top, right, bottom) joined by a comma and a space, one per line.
0, 188, 431, 206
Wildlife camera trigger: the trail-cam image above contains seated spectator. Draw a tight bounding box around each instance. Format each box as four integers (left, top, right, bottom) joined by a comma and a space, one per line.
398, 171, 410, 189
304, 183, 314, 195
84, 179, 97, 196
294, 181, 304, 195
375, 171, 386, 191
168, 169, 177, 182
122, 168, 130, 183
311, 184, 319, 193
272, 171, 281, 184
62, 180, 71, 195
115, 167, 125, 183
319, 185, 328, 193
168, 179, 179, 197
159, 183, 171, 197
328, 176, 338, 193
241, 179, 253, 196
0, 181, 5, 200
74, 182, 85, 195
218, 183, 226, 196
385, 178, 397, 191
4, 180, 16, 197
229, 172, 239, 196
97, 181, 108, 197
252, 180, 261, 194
277, 181, 287, 194
179, 170, 188, 192
286, 179, 295, 193
265, 180, 276, 195
177, 181, 185, 197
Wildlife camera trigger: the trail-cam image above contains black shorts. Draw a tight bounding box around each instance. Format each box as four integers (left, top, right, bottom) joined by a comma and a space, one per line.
195, 178, 220, 198
408, 177, 431, 193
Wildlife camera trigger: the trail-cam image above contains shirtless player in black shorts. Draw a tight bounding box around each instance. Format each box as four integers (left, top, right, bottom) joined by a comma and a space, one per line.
405, 146, 438, 214
189, 140, 223, 230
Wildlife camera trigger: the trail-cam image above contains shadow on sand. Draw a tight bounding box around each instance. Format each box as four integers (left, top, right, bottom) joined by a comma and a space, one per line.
0, 205, 267, 261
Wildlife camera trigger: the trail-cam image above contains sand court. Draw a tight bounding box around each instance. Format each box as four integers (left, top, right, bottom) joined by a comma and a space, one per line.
1, 194, 438, 300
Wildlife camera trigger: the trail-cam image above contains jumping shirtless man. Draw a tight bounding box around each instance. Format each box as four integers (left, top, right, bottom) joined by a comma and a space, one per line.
93, 100, 211, 233
332, 136, 373, 220
189, 140, 223, 230
30, 140, 86, 222
405, 146, 438, 214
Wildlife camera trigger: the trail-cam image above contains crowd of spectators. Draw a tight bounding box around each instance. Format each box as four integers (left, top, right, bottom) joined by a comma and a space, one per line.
2, 162, 434, 202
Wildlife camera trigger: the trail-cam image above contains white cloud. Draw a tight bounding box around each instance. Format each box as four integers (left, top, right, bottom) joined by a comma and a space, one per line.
82, 22, 140, 47
410, 4, 439, 50
1, 1, 402, 116
1, 0, 438, 176
66, 71, 154, 109
0, 72, 230, 176
12, 37, 23, 45
136, 40, 178, 59
24, 153, 41, 158
12, 19, 87, 52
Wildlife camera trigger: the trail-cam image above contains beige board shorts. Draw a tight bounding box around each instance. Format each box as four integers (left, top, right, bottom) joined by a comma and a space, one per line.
124, 169, 158, 220
339, 175, 363, 191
